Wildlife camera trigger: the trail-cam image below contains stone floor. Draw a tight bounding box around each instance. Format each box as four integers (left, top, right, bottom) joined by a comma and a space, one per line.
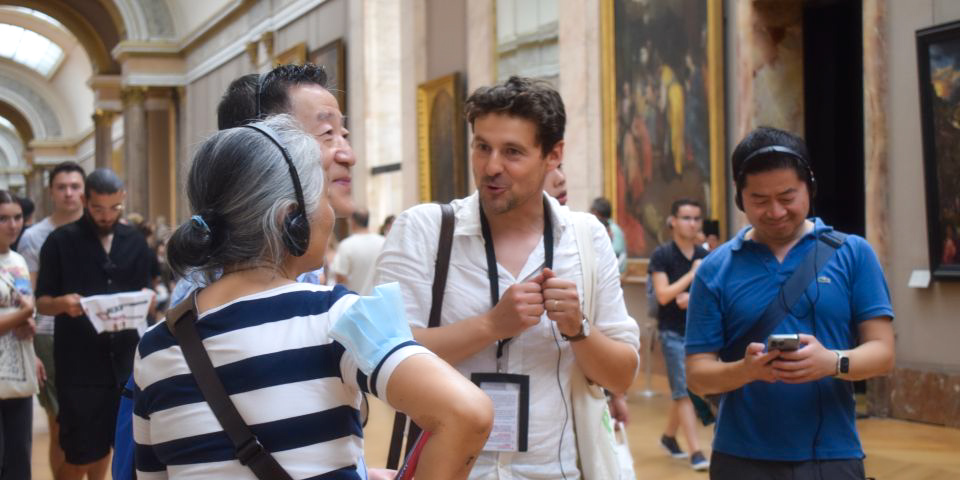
29, 375, 960, 479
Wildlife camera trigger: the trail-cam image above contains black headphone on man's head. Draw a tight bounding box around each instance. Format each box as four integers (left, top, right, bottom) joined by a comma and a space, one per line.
241, 122, 311, 257
733, 145, 817, 211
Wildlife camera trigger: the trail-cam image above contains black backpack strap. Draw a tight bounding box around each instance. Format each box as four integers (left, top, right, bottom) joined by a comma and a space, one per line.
719, 231, 847, 362
387, 203, 456, 469
169, 290, 293, 480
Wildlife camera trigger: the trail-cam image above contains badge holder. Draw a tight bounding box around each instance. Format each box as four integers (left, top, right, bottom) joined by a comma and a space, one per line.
470, 373, 529, 453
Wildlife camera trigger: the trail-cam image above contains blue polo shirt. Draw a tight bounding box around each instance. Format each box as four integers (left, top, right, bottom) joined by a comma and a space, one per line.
685, 218, 893, 461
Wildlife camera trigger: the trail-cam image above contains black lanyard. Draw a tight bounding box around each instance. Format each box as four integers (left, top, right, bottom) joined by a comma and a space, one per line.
479, 196, 554, 363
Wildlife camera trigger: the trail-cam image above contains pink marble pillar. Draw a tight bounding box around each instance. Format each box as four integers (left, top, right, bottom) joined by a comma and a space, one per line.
735, 0, 805, 139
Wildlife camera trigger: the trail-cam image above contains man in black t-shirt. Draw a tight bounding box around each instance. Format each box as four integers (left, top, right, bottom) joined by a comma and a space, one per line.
36, 169, 158, 480
649, 198, 709, 471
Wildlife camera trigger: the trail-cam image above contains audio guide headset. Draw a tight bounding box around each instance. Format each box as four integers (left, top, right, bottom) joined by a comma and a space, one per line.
733, 145, 817, 211
242, 122, 311, 257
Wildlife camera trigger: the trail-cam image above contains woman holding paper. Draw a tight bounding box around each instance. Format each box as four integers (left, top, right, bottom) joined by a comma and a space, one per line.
0, 190, 40, 480
132, 115, 492, 480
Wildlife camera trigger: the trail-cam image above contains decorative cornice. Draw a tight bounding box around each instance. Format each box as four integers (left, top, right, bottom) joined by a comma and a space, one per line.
87, 74, 123, 89
112, 41, 182, 61
125, 74, 187, 87
185, 0, 330, 83
179, 0, 249, 51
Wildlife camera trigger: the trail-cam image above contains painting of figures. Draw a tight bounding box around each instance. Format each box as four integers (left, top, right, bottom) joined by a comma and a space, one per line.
605, 0, 724, 260
918, 21, 960, 278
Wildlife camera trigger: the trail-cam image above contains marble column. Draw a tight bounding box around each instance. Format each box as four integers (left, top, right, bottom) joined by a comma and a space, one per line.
465, 0, 495, 96
862, 0, 892, 418
735, 0, 805, 139
558, 0, 603, 212
92, 109, 116, 169
361, 0, 403, 229
863, 0, 889, 266
122, 86, 149, 216
26, 164, 46, 217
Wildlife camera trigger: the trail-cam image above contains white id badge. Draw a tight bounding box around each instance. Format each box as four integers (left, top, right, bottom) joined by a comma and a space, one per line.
471, 373, 529, 452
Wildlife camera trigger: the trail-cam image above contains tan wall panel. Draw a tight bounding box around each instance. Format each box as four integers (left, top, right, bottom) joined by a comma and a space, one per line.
887, 0, 960, 372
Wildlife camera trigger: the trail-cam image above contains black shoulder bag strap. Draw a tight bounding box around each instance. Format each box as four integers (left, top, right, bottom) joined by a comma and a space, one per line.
386, 203, 455, 469
718, 230, 847, 362
165, 290, 294, 480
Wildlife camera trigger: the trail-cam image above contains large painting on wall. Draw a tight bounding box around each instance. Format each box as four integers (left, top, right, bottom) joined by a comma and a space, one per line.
602, 0, 725, 271
917, 20, 960, 279
418, 72, 467, 203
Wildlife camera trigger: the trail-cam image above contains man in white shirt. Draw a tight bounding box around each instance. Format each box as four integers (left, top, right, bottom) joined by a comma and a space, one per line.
332, 209, 385, 295
377, 76, 640, 479
18, 160, 86, 477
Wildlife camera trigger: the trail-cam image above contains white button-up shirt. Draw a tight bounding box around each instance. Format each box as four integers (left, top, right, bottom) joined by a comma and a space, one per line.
376, 192, 640, 480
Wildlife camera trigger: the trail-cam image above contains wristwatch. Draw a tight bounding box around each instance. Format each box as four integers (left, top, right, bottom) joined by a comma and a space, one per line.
834, 350, 850, 376
562, 317, 590, 342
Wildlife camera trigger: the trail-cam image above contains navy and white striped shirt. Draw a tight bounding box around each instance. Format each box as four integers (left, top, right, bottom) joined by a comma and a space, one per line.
133, 283, 429, 479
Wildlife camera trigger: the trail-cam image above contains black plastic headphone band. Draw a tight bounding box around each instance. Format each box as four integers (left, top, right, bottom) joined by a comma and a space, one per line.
738, 145, 808, 178
241, 123, 307, 221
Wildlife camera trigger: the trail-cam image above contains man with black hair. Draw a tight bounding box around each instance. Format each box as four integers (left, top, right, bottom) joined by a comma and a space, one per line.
650, 198, 709, 471
332, 208, 384, 295
18, 160, 86, 477
685, 126, 894, 479
35, 168, 158, 480
216, 64, 355, 217
169, 63, 357, 308
377, 76, 639, 479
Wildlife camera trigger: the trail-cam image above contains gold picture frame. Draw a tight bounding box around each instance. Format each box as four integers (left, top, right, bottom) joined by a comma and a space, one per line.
310, 38, 347, 113
274, 42, 307, 66
417, 72, 467, 203
602, 0, 726, 272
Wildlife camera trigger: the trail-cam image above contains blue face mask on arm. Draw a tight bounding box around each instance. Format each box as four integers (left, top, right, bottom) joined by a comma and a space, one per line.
329, 282, 416, 375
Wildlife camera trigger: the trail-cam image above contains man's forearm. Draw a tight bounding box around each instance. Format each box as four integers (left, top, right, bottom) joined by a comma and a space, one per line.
686, 356, 752, 396
36, 295, 63, 316
412, 314, 498, 365
838, 339, 894, 381
570, 331, 638, 394
653, 271, 695, 305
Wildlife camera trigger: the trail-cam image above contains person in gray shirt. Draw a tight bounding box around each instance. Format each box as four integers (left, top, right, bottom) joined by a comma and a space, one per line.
17, 160, 85, 478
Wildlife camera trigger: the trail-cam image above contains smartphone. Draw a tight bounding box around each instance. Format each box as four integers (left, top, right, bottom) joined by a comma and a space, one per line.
767, 333, 801, 352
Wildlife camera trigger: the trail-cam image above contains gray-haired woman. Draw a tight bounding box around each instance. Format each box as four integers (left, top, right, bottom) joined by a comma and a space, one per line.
132, 115, 491, 480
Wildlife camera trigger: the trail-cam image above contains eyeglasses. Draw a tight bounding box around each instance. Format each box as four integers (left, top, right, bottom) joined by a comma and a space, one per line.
89, 204, 124, 215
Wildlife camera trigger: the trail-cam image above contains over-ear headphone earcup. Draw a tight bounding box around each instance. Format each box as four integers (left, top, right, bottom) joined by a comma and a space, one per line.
283, 212, 310, 257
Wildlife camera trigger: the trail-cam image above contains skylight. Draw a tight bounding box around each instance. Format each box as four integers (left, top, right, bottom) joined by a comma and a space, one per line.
0, 116, 13, 132
3, 7, 65, 30
0, 23, 63, 76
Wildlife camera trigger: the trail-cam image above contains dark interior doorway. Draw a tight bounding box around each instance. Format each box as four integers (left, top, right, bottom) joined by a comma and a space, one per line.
803, 0, 867, 398
803, 0, 865, 237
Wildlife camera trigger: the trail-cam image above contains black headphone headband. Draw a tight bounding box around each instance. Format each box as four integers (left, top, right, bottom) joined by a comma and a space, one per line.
737, 145, 806, 177
241, 122, 310, 256
734, 144, 817, 211
241, 123, 306, 213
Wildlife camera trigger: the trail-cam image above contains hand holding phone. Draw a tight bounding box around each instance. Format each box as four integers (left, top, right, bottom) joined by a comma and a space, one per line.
767, 333, 801, 352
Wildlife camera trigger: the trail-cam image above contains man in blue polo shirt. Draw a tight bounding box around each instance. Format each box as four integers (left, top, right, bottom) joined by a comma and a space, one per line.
685, 126, 895, 479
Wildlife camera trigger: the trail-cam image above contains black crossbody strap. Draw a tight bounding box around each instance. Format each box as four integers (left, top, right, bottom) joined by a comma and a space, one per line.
166, 290, 293, 480
387, 203, 456, 469
719, 231, 847, 362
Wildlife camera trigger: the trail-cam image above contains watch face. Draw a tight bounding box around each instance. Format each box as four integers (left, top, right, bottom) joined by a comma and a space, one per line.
840, 356, 850, 374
